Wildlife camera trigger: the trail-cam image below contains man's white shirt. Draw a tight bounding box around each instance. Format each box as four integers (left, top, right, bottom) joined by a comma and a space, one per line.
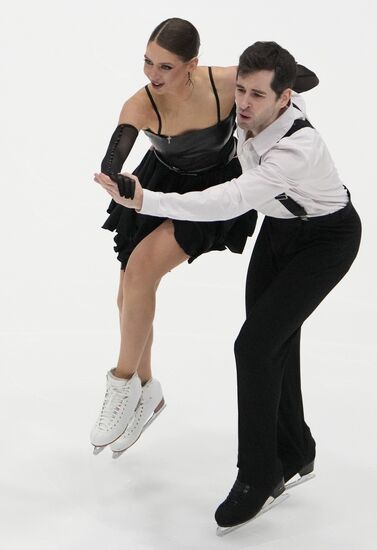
140, 96, 348, 221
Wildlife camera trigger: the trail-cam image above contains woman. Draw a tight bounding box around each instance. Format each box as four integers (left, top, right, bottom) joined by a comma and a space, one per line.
91, 18, 318, 457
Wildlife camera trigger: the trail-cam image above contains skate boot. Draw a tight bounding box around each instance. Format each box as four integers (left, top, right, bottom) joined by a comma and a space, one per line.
215, 477, 289, 536
90, 370, 141, 455
111, 377, 166, 459
284, 460, 315, 489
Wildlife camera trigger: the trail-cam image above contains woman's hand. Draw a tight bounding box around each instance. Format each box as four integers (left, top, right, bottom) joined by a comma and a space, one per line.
94, 172, 143, 210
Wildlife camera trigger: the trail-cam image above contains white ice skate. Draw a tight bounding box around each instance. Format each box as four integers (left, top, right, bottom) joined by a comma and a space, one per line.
90, 370, 141, 455
111, 378, 166, 459
285, 460, 315, 490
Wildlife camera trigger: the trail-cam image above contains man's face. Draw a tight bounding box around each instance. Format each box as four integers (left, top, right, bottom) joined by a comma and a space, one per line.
235, 70, 291, 135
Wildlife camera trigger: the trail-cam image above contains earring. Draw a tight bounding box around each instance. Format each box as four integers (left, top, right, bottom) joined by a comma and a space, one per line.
186, 71, 193, 87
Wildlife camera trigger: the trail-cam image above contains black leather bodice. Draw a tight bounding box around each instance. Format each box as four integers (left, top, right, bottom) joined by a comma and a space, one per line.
143, 105, 237, 173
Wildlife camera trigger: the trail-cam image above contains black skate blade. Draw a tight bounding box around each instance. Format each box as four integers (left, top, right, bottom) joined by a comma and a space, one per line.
285, 472, 315, 490
216, 493, 289, 537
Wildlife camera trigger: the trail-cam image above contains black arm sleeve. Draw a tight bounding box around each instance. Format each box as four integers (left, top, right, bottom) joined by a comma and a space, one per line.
293, 64, 319, 93
100, 123, 139, 176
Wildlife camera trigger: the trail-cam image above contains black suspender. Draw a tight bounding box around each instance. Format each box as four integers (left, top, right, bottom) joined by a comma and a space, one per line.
282, 117, 313, 136
259, 115, 314, 220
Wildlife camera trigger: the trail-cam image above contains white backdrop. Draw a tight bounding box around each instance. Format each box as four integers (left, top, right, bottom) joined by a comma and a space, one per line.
1, 1, 376, 549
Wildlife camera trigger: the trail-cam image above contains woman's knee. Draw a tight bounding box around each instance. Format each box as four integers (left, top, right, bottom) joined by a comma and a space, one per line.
121, 220, 186, 294
122, 254, 160, 293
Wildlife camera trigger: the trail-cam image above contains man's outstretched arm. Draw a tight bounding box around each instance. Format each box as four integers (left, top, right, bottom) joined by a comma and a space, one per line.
94, 145, 297, 222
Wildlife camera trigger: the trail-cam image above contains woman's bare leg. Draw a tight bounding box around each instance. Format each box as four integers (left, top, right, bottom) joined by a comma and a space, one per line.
114, 220, 188, 379
117, 272, 155, 384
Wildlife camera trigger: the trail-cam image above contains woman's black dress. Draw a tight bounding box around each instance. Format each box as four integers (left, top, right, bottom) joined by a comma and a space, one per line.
102, 68, 257, 269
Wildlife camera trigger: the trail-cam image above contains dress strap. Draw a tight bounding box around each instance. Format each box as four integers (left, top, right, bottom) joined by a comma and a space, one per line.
208, 67, 221, 123
144, 85, 162, 134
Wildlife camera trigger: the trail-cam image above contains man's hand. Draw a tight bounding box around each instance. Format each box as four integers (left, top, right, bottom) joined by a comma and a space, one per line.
94, 172, 143, 210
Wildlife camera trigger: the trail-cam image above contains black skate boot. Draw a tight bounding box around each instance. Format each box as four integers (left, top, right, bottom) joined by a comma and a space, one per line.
284, 460, 315, 490
215, 477, 289, 536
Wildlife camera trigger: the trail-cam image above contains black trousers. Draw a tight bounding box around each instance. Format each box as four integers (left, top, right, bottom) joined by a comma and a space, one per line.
234, 201, 362, 489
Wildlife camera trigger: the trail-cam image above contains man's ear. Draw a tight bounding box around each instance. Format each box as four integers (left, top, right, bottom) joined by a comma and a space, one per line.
279, 88, 292, 109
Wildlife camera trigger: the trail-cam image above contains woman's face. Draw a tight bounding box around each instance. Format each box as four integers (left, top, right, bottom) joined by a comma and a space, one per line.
144, 40, 191, 93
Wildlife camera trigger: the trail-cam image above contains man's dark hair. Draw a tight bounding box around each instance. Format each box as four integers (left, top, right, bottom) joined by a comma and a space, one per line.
238, 41, 297, 97
149, 18, 200, 62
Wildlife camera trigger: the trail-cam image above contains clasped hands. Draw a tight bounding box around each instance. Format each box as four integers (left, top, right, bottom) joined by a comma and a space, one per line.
94, 172, 143, 210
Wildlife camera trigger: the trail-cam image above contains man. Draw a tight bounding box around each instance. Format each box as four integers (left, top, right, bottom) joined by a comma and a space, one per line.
95, 42, 361, 534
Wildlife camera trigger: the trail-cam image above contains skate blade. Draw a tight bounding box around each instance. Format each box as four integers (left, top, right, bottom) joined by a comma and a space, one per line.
216, 493, 290, 537
93, 445, 106, 455
285, 472, 315, 490
141, 401, 166, 434
112, 401, 167, 459
93, 433, 127, 456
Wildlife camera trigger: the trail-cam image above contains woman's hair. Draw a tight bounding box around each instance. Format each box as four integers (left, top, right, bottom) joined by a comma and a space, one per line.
238, 41, 297, 97
149, 18, 200, 62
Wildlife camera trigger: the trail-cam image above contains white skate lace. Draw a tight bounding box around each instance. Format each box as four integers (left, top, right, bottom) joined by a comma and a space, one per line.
97, 384, 131, 430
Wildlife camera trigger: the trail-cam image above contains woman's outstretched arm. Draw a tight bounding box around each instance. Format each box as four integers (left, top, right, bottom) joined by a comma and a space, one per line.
100, 91, 152, 176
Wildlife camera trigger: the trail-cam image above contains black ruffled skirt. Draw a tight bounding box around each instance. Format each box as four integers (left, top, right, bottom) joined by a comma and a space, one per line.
102, 148, 257, 269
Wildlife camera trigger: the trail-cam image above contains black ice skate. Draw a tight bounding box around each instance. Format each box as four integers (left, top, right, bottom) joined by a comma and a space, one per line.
215, 477, 289, 536
284, 460, 315, 490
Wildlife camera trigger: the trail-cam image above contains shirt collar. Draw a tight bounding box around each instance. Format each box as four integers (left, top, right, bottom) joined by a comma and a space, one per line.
239, 101, 305, 157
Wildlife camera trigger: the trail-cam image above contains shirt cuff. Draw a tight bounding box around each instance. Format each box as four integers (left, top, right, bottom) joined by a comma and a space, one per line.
138, 189, 161, 215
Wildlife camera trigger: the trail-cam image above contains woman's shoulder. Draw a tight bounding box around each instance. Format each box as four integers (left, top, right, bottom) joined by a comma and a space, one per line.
204, 65, 237, 91
197, 65, 236, 117
118, 87, 155, 130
